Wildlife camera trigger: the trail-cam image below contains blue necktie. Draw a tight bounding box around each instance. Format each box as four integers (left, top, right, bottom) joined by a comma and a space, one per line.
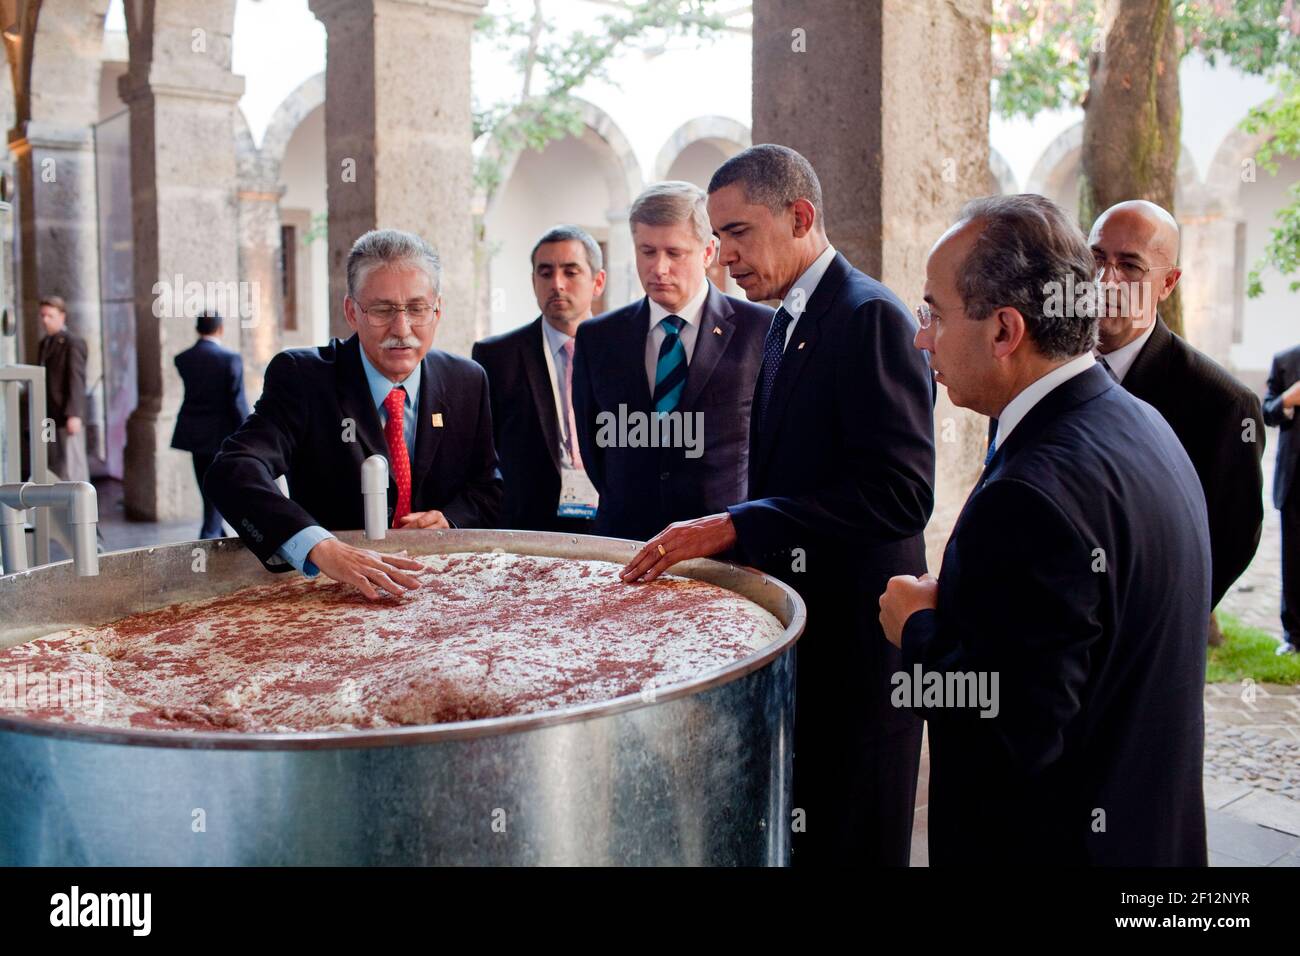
984, 435, 997, 468
757, 306, 795, 426
653, 315, 687, 413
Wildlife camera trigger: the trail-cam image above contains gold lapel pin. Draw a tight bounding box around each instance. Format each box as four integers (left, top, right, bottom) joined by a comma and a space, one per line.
797, 341, 806, 350
431, 413, 444, 428
712, 326, 722, 335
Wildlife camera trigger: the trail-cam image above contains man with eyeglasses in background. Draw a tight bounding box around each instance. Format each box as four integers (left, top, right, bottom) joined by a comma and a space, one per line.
1086, 200, 1264, 629
208, 229, 502, 600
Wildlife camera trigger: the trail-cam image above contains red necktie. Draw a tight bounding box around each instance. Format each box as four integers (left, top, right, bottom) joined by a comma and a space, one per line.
383, 387, 411, 526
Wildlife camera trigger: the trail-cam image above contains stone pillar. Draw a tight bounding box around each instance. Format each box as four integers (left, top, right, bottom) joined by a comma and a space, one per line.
1178, 206, 1241, 368
9, 125, 101, 381
309, 0, 484, 357
603, 207, 636, 309
119, 0, 245, 522
236, 148, 287, 401
752, 0, 992, 571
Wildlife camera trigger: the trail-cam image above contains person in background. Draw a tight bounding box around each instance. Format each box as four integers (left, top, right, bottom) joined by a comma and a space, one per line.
37, 295, 88, 481
473, 225, 606, 533
171, 312, 250, 539
1264, 342, 1300, 654
1088, 200, 1264, 621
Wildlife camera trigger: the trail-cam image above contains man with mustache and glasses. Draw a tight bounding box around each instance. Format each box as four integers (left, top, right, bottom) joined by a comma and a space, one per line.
208, 229, 502, 600
1088, 200, 1265, 623
473, 225, 607, 533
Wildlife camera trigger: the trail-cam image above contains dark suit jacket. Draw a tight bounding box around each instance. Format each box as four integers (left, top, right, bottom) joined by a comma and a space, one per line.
1264, 343, 1300, 510
725, 253, 936, 859
472, 317, 591, 533
1122, 318, 1265, 608
38, 329, 87, 426
572, 283, 769, 540
903, 364, 1210, 866
206, 335, 503, 571
171, 338, 251, 456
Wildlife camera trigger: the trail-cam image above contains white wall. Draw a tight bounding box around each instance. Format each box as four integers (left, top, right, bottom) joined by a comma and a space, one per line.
483, 135, 618, 337
279, 105, 328, 345
1235, 153, 1300, 373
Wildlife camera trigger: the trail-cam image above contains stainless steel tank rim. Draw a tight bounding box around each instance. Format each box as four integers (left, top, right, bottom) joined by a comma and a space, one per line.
0, 530, 807, 752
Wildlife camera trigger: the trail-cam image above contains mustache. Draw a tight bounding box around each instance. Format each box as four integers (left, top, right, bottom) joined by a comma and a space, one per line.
380, 335, 421, 349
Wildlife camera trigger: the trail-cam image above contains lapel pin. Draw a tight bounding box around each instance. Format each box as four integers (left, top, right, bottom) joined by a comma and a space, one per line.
712, 326, 723, 335
431, 413, 444, 428
797, 341, 806, 350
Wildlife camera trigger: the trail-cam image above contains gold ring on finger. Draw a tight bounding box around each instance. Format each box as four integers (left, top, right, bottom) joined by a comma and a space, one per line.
657, 544, 666, 558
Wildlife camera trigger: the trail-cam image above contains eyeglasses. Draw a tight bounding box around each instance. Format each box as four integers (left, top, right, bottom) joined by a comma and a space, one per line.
357, 301, 438, 327
915, 302, 938, 329
1093, 255, 1174, 283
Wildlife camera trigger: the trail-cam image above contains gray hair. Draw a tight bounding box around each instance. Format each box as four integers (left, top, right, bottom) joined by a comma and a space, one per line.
346, 229, 442, 300
531, 224, 604, 274
955, 194, 1098, 359
707, 144, 825, 230
630, 181, 713, 247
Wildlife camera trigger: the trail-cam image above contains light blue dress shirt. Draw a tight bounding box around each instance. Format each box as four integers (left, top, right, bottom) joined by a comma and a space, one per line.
276, 348, 422, 576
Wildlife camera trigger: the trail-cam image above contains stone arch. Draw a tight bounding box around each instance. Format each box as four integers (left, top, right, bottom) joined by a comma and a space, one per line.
653, 115, 750, 182
259, 71, 326, 175
21, 0, 110, 128
478, 97, 645, 331
987, 146, 1017, 195
478, 96, 644, 218
1203, 115, 1277, 216
1025, 120, 1198, 218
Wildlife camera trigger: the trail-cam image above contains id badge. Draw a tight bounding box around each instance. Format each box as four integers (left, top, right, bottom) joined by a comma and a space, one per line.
557, 466, 599, 519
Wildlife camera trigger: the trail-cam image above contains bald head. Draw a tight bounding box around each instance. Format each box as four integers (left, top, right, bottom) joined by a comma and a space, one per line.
1090, 200, 1180, 263
1089, 200, 1183, 353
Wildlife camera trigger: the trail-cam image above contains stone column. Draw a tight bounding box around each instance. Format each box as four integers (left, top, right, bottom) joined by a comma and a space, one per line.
1178, 205, 1241, 368
236, 146, 287, 401
752, 0, 992, 571
120, 0, 245, 522
9, 125, 101, 378
309, 0, 484, 357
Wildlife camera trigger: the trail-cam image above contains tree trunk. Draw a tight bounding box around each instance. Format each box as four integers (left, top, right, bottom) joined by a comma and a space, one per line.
1080, 0, 1184, 335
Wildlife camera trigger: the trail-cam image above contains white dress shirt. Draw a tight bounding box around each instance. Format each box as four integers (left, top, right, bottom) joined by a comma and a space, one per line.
992, 351, 1098, 451
1096, 317, 1157, 383
645, 279, 709, 394
777, 243, 837, 349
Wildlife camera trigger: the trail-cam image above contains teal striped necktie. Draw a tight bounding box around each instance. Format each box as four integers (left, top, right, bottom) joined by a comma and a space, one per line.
653, 315, 687, 413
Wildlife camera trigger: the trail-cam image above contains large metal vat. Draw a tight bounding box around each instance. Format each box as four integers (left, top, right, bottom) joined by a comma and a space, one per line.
0, 530, 804, 865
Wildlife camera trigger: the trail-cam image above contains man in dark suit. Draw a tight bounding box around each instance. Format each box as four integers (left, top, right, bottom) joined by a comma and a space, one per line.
1088, 200, 1264, 613
880, 194, 1210, 866
472, 226, 606, 533
1264, 343, 1300, 654
572, 181, 768, 541
37, 295, 89, 481
171, 312, 250, 538
622, 146, 936, 866
207, 229, 502, 600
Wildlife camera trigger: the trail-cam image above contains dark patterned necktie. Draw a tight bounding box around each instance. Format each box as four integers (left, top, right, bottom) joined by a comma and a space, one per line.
757, 306, 795, 426
652, 315, 687, 413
